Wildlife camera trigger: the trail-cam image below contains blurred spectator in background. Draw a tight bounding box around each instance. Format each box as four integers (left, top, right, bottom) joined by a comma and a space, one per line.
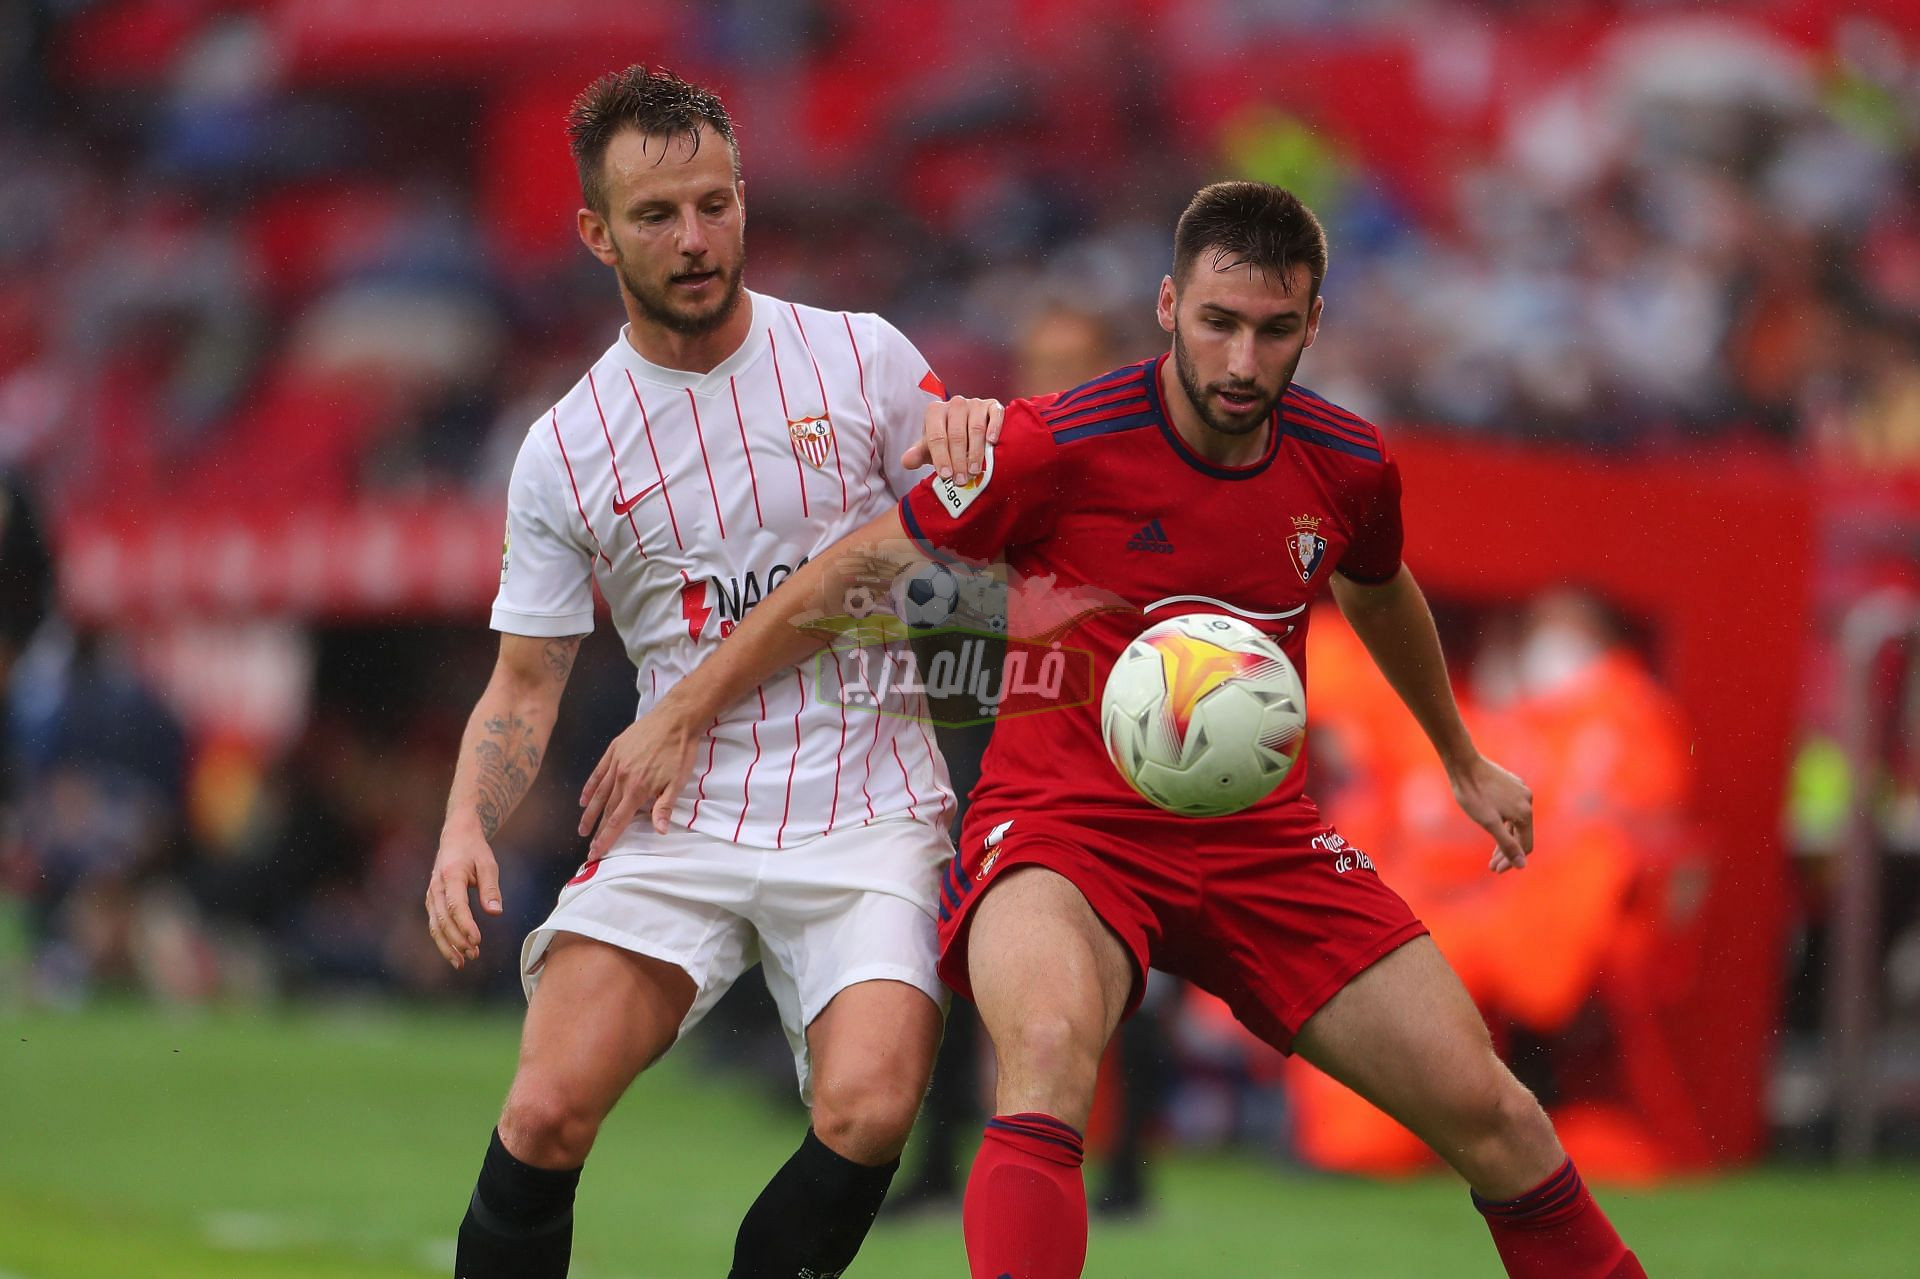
3, 2, 1918, 526
1, 467, 55, 997
1283, 590, 1702, 1182
11, 628, 197, 1002
0, 469, 52, 726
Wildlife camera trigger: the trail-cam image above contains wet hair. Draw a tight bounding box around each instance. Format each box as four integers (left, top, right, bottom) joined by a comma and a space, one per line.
567, 65, 739, 215
1172, 181, 1328, 298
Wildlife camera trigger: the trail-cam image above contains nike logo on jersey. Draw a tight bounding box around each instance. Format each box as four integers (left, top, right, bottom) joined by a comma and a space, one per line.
1126, 518, 1175, 553
612, 477, 667, 516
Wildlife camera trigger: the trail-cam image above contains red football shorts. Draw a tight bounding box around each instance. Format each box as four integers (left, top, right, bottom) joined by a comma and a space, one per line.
935, 799, 1429, 1052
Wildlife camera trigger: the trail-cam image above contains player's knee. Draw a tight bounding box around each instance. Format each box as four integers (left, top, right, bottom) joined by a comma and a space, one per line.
1474, 1077, 1545, 1141
1444, 1073, 1557, 1184
811, 1071, 923, 1164
1455, 1070, 1536, 1139
499, 1079, 605, 1167
1493, 1082, 1559, 1164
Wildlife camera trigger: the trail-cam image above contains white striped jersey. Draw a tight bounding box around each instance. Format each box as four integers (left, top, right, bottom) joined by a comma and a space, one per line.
491, 292, 953, 849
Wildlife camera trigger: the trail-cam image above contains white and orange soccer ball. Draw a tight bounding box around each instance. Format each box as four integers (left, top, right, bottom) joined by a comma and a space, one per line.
1100, 612, 1306, 817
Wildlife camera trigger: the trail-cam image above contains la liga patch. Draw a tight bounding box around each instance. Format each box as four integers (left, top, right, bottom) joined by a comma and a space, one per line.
932, 443, 995, 517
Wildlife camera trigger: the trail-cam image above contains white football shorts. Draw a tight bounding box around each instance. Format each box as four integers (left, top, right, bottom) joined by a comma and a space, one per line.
520, 815, 951, 1101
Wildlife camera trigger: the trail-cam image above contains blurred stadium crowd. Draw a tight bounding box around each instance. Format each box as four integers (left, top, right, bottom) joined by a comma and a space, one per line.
4, 0, 1920, 1171
5, 0, 1920, 500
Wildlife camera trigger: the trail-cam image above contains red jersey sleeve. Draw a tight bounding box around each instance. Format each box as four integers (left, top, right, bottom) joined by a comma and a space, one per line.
1335, 452, 1404, 584
899, 400, 1061, 562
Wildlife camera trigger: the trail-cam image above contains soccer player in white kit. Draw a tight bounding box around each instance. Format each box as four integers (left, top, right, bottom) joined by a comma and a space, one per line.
424, 66, 994, 1279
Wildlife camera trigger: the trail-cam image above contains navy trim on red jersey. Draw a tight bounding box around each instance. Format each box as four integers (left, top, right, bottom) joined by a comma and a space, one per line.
1279, 416, 1385, 462
939, 863, 964, 918
1141, 353, 1282, 480
1045, 393, 1150, 430
1048, 362, 1152, 413
1040, 363, 1158, 445
1053, 409, 1160, 445
1282, 389, 1377, 446
897, 494, 966, 566
1289, 382, 1374, 429
1046, 383, 1145, 423
938, 838, 975, 923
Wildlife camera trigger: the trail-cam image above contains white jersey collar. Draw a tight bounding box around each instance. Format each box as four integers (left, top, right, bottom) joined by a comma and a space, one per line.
613, 291, 770, 392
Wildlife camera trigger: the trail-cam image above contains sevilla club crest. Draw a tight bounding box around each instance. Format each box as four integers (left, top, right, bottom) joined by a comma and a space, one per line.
788, 415, 834, 468
1287, 513, 1327, 583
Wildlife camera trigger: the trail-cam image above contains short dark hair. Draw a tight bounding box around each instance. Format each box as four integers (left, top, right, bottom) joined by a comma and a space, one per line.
567, 65, 739, 215
1172, 181, 1328, 297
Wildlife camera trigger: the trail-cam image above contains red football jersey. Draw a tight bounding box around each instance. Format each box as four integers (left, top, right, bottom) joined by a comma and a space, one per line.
899, 354, 1403, 818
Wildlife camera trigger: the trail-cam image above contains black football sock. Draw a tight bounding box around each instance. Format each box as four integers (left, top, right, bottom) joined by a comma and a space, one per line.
729, 1127, 900, 1279
454, 1128, 582, 1279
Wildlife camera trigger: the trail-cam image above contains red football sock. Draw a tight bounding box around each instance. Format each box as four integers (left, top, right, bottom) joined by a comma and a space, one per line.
1474, 1158, 1647, 1278
962, 1113, 1088, 1279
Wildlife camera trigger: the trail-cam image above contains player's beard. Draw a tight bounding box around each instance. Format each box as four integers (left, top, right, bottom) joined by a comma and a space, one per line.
1172, 323, 1292, 437
616, 243, 747, 337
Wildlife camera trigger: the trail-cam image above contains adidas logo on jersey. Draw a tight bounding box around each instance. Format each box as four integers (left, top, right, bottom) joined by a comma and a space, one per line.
1126, 518, 1175, 554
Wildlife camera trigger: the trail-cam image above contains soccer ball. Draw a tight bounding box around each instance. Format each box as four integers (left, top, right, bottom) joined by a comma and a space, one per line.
1100, 612, 1305, 817
891, 561, 959, 629
842, 584, 879, 618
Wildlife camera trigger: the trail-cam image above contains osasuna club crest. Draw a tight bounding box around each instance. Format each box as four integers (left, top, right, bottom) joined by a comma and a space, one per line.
788, 414, 834, 468
1287, 513, 1327, 583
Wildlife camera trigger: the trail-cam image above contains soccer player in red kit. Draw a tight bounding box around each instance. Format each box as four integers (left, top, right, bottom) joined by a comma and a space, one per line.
588, 182, 1647, 1278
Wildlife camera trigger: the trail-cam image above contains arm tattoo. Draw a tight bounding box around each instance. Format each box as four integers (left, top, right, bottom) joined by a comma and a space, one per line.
542, 636, 582, 684
473, 713, 542, 842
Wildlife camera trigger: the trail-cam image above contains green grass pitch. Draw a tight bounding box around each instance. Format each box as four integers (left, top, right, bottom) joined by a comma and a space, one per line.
3, 1005, 1916, 1277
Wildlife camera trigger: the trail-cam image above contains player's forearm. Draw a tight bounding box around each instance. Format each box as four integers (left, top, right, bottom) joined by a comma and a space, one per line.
659, 511, 916, 726
1330, 566, 1478, 771
443, 667, 567, 842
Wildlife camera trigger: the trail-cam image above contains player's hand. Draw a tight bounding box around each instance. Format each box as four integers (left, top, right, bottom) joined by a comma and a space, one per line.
578, 707, 703, 858
426, 821, 503, 969
1446, 755, 1534, 874
901, 397, 1002, 480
